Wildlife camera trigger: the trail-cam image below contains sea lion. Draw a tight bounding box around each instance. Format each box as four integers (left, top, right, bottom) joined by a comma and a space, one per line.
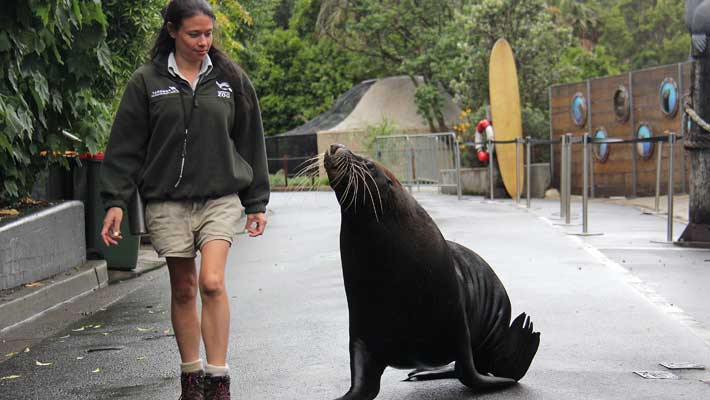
322, 144, 540, 400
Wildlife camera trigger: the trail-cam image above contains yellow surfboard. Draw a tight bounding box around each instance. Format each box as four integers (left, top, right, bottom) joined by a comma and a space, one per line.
489, 38, 523, 199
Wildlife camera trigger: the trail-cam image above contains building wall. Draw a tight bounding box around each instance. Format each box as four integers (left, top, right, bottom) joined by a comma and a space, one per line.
551, 62, 691, 197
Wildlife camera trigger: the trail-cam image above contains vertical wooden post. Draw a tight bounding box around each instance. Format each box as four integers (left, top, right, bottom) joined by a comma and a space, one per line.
679, 52, 710, 244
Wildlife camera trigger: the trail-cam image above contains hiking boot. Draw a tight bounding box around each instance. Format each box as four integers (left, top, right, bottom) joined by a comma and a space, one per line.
179, 370, 205, 400
204, 374, 230, 400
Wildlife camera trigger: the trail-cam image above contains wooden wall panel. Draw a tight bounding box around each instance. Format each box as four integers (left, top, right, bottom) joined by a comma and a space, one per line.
550, 62, 691, 198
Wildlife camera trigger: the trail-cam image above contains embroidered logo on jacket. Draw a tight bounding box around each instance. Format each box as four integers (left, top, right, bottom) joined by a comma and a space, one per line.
216, 81, 232, 98
151, 86, 179, 98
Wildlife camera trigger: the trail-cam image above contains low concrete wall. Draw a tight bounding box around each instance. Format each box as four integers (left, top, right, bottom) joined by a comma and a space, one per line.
442, 163, 551, 198
526, 163, 552, 198
0, 201, 86, 290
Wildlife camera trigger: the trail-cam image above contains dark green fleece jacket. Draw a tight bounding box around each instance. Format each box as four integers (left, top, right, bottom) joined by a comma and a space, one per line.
100, 56, 269, 214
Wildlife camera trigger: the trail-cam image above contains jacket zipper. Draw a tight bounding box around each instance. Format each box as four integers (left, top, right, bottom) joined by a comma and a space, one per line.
174, 76, 201, 188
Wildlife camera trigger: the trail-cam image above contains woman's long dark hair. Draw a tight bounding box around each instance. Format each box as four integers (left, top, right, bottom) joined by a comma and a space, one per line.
150, 0, 243, 92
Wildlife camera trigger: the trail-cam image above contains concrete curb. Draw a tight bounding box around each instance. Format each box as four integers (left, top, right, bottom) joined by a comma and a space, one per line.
0, 260, 108, 333
0, 246, 169, 334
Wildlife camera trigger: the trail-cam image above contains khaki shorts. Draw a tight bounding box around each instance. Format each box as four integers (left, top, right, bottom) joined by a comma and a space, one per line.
146, 194, 242, 258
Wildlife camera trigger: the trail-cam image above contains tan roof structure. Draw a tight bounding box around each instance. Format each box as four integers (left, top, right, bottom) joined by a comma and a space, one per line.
316, 75, 462, 156
266, 75, 462, 175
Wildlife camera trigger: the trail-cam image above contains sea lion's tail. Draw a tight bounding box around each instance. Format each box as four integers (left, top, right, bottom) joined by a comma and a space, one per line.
491, 312, 540, 381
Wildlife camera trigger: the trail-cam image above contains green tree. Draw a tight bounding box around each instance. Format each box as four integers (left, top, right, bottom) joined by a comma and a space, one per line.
239, 0, 372, 136
558, 44, 621, 82
243, 27, 363, 135
103, 0, 164, 90
594, 0, 689, 70
547, 0, 601, 47
315, 0, 462, 132
209, 0, 253, 59
450, 0, 574, 128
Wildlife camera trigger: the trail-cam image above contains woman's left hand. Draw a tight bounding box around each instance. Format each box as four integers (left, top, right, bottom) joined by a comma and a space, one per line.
245, 212, 267, 237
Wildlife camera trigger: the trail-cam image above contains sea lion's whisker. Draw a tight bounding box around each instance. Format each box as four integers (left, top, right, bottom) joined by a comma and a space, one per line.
331, 157, 349, 187
352, 164, 370, 206
349, 163, 360, 213
363, 167, 384, 217
292, 168, 321, 190
341, 162, 356, 209
293, 156, 323, 173
353, 163, 383, 220
333, 167, 348, 186
355, 166, 379, 222
344, 162, 360, 212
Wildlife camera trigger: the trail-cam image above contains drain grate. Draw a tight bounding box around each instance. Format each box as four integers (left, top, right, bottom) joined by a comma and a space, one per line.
633, 371, 680, 380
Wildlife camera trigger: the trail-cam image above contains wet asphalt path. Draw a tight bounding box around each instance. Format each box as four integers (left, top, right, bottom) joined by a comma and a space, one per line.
1, 191, 709, 399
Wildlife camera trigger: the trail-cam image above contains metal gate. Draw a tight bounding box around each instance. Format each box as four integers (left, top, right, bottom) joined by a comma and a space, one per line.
373, 132, 461, 199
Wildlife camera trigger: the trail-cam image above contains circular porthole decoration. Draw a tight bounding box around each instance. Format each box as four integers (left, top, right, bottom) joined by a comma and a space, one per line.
593, 128, 610, 163
659, 78, 679, 117
571, 93, 587, 127
613, 85, 630, 122
636, 124, 654, 159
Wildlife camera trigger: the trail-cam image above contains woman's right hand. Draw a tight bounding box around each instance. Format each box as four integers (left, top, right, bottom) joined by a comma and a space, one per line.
101, 207, 124, 246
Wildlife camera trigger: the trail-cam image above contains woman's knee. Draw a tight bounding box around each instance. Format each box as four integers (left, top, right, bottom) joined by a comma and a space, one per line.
167, 257, 198, 305
199, 275, 225, 299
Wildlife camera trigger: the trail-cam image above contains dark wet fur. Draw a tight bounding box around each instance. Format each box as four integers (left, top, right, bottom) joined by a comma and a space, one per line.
323, 146, 540, 400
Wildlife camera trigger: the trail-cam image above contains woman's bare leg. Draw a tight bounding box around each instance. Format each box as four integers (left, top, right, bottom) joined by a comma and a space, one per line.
166, 257, 201, 363
199, 240, 231, 366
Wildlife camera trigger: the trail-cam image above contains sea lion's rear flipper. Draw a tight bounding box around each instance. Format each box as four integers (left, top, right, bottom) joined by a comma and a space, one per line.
404, 365, 456, 381
490, 312, 540, 381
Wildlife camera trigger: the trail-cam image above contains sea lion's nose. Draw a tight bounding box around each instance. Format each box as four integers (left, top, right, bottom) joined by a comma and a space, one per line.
330, 143, 345, 155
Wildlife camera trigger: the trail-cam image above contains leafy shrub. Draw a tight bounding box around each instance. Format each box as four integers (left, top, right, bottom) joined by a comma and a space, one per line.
0, 1, 115, 205
269, 169, 330, 188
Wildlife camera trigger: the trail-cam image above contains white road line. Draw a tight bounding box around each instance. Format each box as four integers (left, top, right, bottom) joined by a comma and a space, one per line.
538, 214, 710, 348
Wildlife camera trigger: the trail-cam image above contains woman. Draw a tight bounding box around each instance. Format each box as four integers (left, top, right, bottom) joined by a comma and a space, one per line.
99, 1, 269, 399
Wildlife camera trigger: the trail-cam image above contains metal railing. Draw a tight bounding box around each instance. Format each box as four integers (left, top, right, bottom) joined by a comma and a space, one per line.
463, 132, 684, 242
557, 132, 681, 241
374, 132, 462, 200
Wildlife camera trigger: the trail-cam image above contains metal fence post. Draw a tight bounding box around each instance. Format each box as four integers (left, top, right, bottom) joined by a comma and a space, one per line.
582, 133, 589, 233
667, 133, 676, 242
560, 134, 567, 219
515, 138, 521, 205
565, 133, 572, 225
489, 139, 495, 201
526, 136, 532, 208
406, 136, 413, 193
454, 134, 462, 200
569, 133, 604, 236
654, 140, 664, 213
590, 145, 596, 199
282, 154, 289, 187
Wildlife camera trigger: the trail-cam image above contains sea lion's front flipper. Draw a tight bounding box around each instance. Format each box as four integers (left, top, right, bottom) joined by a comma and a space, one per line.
335, 338, 386, 400
404, 365, 456, 381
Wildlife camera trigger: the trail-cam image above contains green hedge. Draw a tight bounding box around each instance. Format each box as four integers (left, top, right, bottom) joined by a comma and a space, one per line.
0, 1, 113, 205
